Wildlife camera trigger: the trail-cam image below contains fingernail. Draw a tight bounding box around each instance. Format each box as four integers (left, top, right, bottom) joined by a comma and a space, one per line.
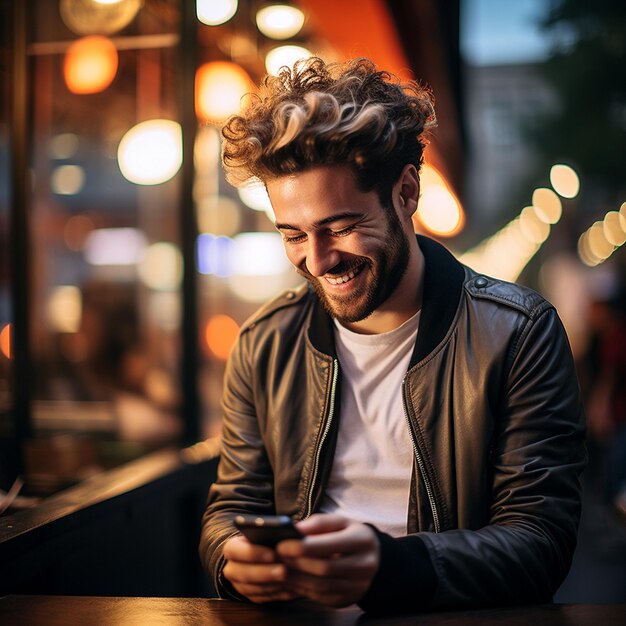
272, 565, 284, 579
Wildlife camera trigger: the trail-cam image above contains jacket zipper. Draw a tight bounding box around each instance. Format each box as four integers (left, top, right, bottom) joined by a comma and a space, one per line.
402, 376, 441, 533
304, 358, 339, 519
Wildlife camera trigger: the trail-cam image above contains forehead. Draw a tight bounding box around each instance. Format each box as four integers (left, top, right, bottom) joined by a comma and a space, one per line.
266, 165, 380, 227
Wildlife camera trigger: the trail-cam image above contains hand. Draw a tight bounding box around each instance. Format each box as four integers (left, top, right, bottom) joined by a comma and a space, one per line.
222, 535, 300, 603
276, 513, 380, 608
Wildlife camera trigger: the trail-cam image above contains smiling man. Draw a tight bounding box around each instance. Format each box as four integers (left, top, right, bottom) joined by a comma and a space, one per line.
200, 57, 586, 612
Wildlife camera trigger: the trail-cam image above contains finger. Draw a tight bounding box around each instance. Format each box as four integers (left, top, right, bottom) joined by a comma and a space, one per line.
223, 535, 277, 564
295, 513, 350, 536
281, 550, 378, 579
224, 561, 287, 585
279, 523, 378, 559
233, 582, 300, 604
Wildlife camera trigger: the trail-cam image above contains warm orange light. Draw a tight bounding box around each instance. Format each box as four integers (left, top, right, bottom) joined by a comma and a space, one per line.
64, 35, 119, 94
414, 163, 465, 237
195, 61, 254, 124
0, 324, 11, 359
205, 315, 240, 360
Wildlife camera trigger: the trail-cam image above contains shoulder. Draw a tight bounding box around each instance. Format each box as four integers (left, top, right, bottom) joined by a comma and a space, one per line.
462, 268, 554, 321
239, 283, 313, 335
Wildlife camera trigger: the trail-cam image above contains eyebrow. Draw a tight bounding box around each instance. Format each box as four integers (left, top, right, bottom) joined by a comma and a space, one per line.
275, 211, 363, 231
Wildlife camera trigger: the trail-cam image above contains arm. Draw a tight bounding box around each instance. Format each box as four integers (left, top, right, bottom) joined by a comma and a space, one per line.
361, 307, 587, 610
199, 330, 281, 599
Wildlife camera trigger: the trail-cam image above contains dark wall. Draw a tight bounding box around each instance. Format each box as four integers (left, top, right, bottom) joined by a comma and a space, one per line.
0, 449, 219, 597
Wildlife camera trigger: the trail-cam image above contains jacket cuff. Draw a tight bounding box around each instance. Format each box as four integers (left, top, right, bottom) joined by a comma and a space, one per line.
358, 527, 437, 613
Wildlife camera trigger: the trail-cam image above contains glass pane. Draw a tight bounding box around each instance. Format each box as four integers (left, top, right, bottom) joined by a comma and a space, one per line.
0, 0, 15, 491
27, 0, 183, 495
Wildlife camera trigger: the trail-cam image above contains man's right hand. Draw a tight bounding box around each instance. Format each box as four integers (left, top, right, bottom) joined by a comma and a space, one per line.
222, 535, 300, 603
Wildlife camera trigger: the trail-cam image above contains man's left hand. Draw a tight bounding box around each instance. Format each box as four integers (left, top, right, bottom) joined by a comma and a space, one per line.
276, 513, 380, 607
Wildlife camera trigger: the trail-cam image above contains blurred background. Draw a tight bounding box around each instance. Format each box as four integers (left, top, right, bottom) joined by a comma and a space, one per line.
0, 0, 625, 601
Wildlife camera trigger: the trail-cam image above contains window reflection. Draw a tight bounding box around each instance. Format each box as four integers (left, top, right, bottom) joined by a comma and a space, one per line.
4, 0, 322, 502
0, 1, 14, 495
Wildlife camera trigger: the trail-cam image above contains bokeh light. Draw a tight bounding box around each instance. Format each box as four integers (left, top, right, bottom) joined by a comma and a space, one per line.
194, 125, 221, 172
549, 164, 580, 199
205, 314, 240, 360
49, 133, 79, 159
518, 206, 550, 244
0, 324, 11, 359
414, 164, 464, 237
138, 242, 183, 291
265, 45, 313, 75
51, 164, 85, 195
578, 231, 602, 267
195, 61, 254, 124
532, 187, 562, 224
602, 211, 626, 246
117, 119, 182, 185
237, 178, 275, 221
147, 292, 181, 331
85, 228, 147, 265
196, 0, 238, 26
64, 35, 118, 94
60, 0, 142, 35
47, 286, 82, 333
197, 196, 241, 236
256, 4, 305, 39
587, 221, 614, 260
197, 234, 235, 276
231, 232, 291, 276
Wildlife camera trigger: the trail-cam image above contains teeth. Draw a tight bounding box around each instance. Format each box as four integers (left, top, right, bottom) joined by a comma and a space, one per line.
326, 266, 361, 285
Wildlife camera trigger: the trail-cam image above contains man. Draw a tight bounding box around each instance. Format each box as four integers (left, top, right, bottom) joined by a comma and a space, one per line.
200, 57, 586, 612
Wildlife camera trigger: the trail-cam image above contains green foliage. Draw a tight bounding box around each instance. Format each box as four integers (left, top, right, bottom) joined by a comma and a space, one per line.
531, 0, 626, 189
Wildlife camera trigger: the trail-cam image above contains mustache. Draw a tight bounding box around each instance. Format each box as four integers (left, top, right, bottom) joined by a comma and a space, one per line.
297, 258, 368, 279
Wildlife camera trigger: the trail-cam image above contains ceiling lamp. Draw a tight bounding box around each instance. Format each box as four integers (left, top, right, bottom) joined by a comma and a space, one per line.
195, 61, 253, 124
256, 4, 305, 40
60, 0, 142, 36
64, 35, 119, 94
117, 119, 182, 185
196, 0, 238, 26
265, 45, 312, 75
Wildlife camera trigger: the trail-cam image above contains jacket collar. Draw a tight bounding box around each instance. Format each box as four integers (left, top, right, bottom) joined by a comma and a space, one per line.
307, 235, 466, 365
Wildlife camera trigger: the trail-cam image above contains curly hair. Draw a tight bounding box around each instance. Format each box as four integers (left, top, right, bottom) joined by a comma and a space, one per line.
221, 57, 436, 206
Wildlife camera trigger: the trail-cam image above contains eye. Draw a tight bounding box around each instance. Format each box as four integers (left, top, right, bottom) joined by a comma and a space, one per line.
282, 233, 306, 243
330, 225, 356, 237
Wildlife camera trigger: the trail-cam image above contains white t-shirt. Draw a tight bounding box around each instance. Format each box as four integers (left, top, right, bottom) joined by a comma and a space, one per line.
319, 311, 420, 537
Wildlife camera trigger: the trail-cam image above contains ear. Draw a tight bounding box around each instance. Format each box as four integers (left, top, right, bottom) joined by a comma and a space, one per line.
393, 164, 420, 220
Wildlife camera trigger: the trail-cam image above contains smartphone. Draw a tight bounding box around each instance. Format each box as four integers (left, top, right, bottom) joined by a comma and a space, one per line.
233, 514, 303, 548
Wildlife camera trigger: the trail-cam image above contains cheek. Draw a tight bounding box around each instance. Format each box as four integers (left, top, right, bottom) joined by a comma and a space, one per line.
283, 245, 304, 268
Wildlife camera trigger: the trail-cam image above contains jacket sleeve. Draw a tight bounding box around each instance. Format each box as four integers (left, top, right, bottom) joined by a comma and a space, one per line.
199, 329, 276, 599
362, 307, 587, 610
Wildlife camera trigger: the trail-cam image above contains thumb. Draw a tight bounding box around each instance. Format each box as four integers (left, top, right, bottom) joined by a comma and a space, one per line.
295, 513, 350, 536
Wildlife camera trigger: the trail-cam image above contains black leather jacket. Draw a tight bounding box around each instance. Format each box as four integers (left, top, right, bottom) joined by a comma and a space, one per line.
200, 236, 586, 610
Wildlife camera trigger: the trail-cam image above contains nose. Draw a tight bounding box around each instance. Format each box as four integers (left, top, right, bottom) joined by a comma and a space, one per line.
305, 235, 341, 277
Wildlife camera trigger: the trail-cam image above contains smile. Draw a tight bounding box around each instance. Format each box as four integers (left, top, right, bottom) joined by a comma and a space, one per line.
325, 264, 364, 285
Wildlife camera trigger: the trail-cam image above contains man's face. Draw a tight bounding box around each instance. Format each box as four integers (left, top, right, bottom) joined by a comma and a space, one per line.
267, 165, 411, 325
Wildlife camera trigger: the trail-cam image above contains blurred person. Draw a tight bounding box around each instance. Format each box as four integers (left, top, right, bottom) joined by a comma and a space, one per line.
200, 57, 586, 612
582, 296, 626, 516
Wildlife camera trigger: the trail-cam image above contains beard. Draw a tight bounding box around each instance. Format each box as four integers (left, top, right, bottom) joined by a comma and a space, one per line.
297, 210, 412, 324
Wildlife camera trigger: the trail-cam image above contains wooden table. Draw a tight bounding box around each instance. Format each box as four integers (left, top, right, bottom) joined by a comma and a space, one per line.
0, 596, 625, 626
